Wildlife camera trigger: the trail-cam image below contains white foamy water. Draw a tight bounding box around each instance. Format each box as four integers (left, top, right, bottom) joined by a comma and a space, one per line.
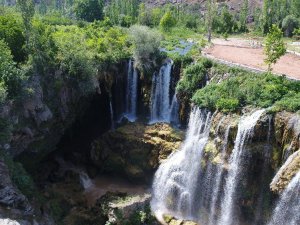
217, 109, 265, 225
150, 60, 173, 123
124, 59, 138, 122
151, 107, 212, 221
267, 170, 300, 225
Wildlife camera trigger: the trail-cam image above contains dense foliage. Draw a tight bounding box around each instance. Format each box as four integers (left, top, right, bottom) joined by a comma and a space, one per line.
0, 15, 26, 62
0, 40, 24, 102
74, 0, 104, 22
191, 63, 300, 112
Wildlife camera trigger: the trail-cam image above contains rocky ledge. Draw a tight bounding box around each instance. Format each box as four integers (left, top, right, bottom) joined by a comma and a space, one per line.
270, 150, 300, 193
90, 122, 183, 182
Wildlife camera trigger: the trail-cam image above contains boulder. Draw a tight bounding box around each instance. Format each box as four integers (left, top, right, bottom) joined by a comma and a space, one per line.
91, 123, 183, 182
270, 150, 300, 193
163, 215, 199, 225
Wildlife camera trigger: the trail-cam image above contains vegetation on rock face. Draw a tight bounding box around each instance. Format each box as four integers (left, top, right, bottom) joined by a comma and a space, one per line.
176, 58, 212, 98
176, 61, 300, 113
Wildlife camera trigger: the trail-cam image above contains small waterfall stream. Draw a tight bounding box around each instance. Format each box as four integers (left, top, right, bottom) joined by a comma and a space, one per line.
125, 59, 138, 122
169, 93, 180, 126
217, 109, 265, 225
151, 107, 212, 221
150, 60, 173, 123
109, 100, 115, 130
267, 171, 300, 225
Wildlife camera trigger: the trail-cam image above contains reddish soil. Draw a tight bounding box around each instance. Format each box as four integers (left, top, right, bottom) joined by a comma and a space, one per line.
204, 44, 300, 80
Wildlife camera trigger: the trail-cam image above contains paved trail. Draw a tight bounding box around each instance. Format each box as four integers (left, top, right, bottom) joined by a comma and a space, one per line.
203, 38, 300, 80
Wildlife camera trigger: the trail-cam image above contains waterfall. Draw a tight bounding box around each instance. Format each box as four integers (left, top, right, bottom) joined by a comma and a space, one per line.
253, 116, 273, 225
169, 93, 180, 126
125, 59, 138, 122
268, 171, 300, 225
79, 171, 94, 190
151, 107, 212, 221
150, 60, 173, 123
208, 124, 231, 225
217, 109, 265, 225
109, 100, 115, 130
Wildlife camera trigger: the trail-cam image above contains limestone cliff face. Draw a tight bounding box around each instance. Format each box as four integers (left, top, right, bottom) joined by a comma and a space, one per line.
90, 123, 183, 182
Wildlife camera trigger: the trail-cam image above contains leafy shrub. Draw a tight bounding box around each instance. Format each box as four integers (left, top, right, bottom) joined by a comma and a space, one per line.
159, 11, 176, 32
216, 98, 239, 112
176, 62, 207, 97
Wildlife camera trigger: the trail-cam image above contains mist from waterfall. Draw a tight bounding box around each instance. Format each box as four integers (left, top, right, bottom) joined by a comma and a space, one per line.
151, 107, 212, 221
217, 109, 266, 225
125, 59, 138, 122
150, 60, 173, 123
268, 171, 300, 225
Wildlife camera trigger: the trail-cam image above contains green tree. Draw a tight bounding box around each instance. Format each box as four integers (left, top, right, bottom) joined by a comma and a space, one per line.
291, 0, 300, 17
0, 40, 24, 100
282, 15, 299, 37
0, 15, 26, 62
264, 24, 286, 71
129, 25, 162, 72
159, 11, 176, 32
74, 0, 104, 22
206, 0, 216, 42
239, 0, 249, 32
17, 0, 35, 48
219, 6, 235, 34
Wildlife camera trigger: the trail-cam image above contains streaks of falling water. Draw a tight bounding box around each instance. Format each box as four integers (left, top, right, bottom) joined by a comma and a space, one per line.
151, 107, 212, 221
267, 170, 300, 225
169, 93, 180, 126
125, 59, 138, 122
253, 116, 273, 225
109, 100, 115, 130
217, 109, 266, 225
207, 124, 231, 225
150, 60, 173, 123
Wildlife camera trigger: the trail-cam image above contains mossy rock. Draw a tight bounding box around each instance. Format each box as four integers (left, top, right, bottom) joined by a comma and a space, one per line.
91, 123, 183, 182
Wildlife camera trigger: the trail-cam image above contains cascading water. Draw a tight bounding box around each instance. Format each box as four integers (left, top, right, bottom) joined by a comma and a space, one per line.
124, 59, 138, 122
151, 107, 212, 221
267, 171, 300, 225
208, 124, 231, 225
150, 60, 173, 123
109, 100, 115, 130
79, 171, 94, 190
169, 93, 180, 126
217, 109, 265, 225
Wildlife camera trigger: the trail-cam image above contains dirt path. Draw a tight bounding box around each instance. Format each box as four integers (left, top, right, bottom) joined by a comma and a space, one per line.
203, 39, 300, 80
